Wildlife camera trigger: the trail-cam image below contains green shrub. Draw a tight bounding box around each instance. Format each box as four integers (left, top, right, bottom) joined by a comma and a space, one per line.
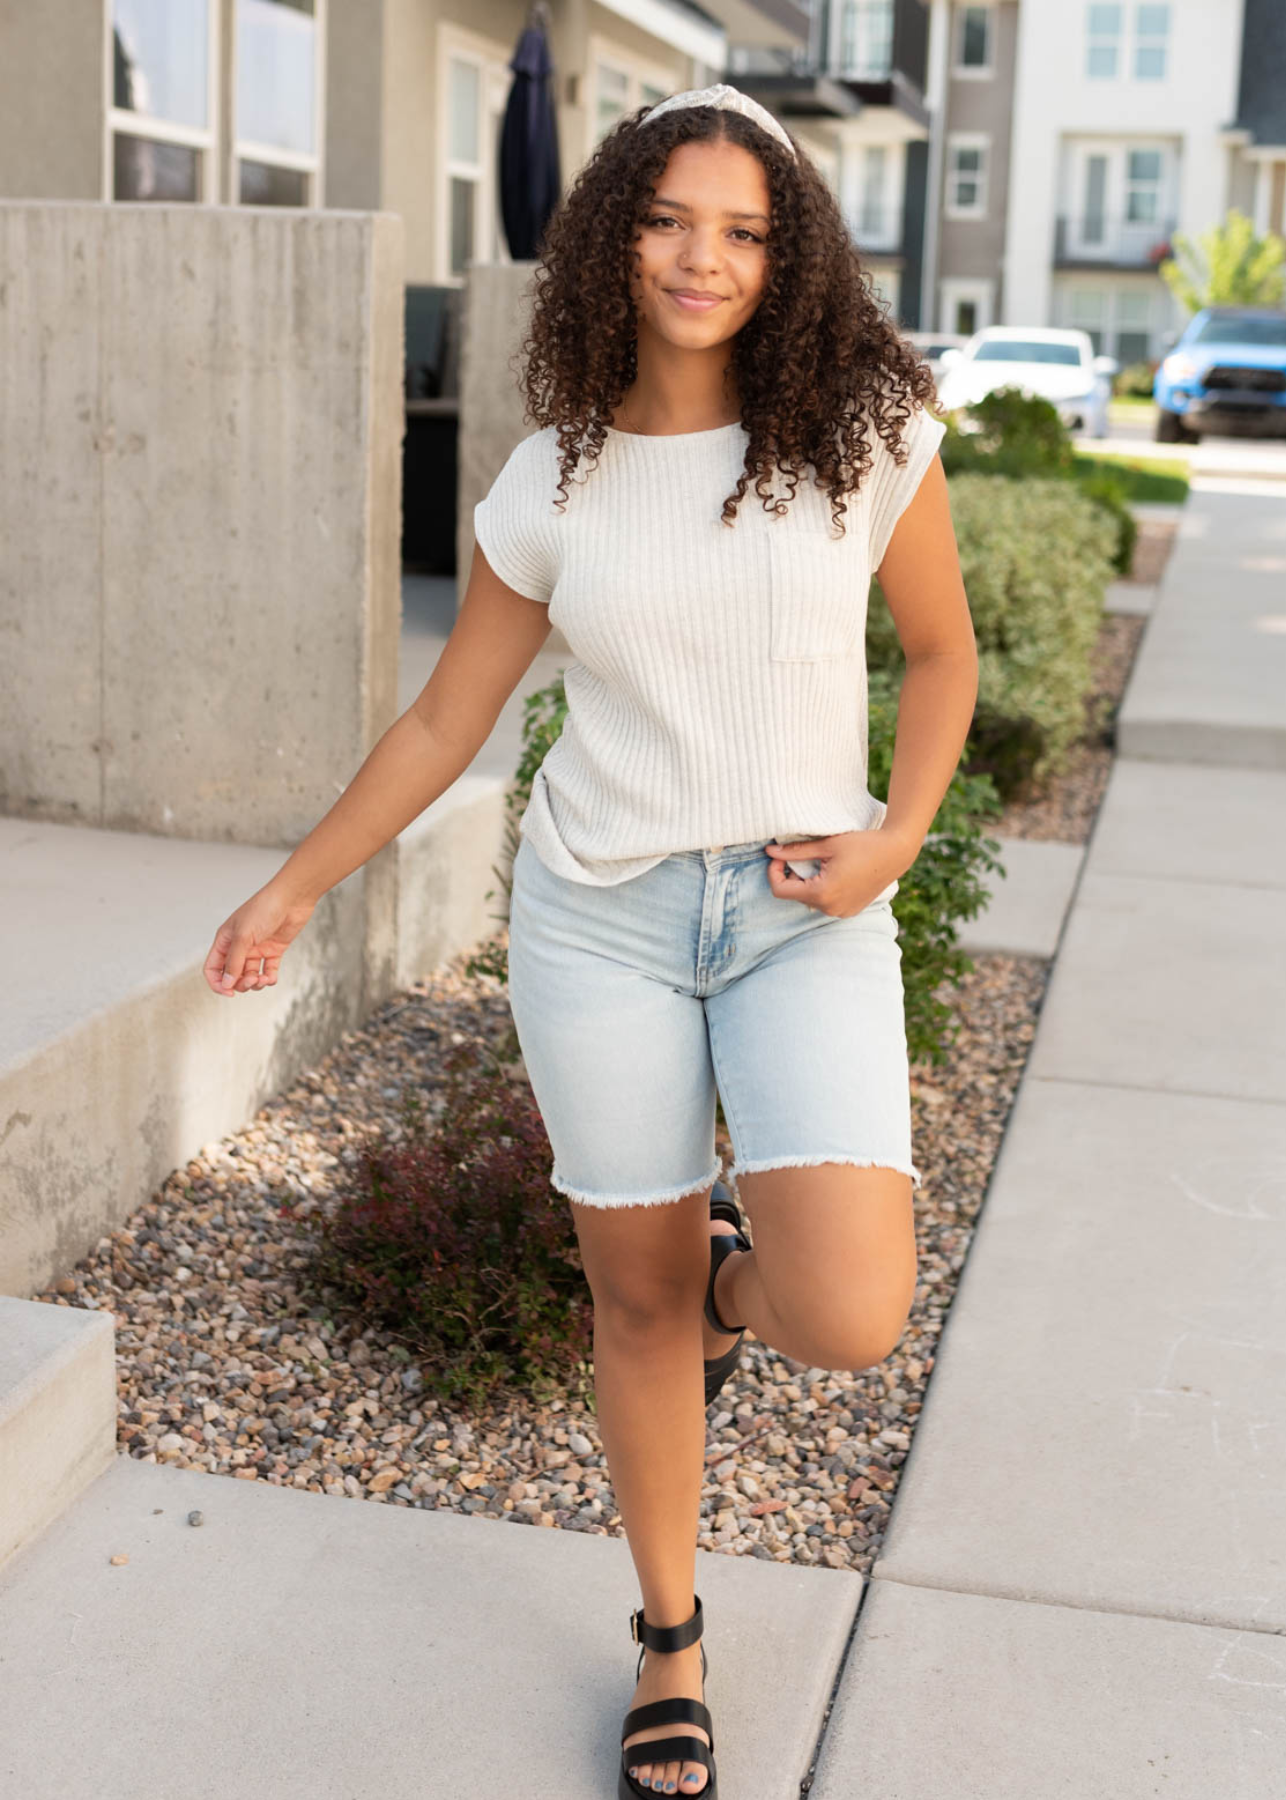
463, 677, 569, 982
291, 1037, 594, 1411
866, 666, 1007, 1068
939, 387, 1075, 480
870, 474, 1115, 797
1073, 464, 1137, 574
1114, 360, 1157, 399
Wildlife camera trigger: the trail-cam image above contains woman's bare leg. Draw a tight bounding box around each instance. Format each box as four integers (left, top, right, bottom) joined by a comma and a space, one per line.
569, 1164, 916, 1794
572, 1189, 717, 1795
713, 1162, 918, 1372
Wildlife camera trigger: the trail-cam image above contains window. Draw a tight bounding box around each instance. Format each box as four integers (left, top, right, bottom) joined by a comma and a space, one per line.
1134, 4, 1169, 79
859, 145, 888, 238
1063, 285, 1156, 360
1086, 3, 1123, 79
1114, 290, 1153, 362
595, 63, 630, 141
1082, 153, 1109, 244
974, 339, 1084, 366
939, 277, 993, 334
235, 0, 321, 206
1087, 3, 1169, 81
1125, 148, 1162, 223
108, 0, 216, 200
945, 134, 988, 217
447, 55, 483, 274
1066, 289, 1106, 353
839, 0, 894, 78
954, 5, 993, 75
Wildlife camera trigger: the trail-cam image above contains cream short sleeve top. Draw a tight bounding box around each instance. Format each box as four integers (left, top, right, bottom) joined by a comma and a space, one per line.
472, 404, 946, 886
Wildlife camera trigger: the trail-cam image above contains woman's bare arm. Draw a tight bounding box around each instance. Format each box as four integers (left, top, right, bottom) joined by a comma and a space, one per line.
873, 455, 979, 858
270, 544, 555, 909
203, 546, 553, 994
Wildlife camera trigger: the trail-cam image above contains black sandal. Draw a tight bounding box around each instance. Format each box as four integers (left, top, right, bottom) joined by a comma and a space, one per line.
619, 1594, 718, 1799
703, 1178, 750, 1408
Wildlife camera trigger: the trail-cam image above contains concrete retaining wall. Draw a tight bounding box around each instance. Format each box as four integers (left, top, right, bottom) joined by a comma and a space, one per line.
0, 201, 405, 849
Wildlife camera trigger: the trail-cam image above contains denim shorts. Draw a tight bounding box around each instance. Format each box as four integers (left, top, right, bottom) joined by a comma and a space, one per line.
506, 833, 921, 1208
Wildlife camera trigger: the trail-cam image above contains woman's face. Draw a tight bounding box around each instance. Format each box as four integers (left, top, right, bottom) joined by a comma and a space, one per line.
628, 138, 773, 348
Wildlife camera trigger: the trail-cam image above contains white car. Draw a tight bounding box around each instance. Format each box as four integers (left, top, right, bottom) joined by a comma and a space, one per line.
934, 326, 1117, 438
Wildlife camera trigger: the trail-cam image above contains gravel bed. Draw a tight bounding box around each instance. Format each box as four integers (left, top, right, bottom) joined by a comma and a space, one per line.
40, 943, 1046, 1576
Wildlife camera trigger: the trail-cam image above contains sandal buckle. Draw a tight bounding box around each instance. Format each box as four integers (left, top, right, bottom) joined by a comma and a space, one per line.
630, 1606, 643, 1645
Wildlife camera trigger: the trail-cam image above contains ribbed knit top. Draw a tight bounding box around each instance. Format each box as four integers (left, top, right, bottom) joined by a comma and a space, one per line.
472, 405, 946, 886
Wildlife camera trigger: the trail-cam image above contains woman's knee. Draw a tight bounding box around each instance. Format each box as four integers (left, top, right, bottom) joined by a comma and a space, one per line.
590, 1275, 700, 1338
799, 1291, 915, 1372
571, 1195, 708, 1332
739, 1163, 917, 1369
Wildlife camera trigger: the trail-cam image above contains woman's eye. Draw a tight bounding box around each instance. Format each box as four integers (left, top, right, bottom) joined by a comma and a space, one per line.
648, 215, 763, 244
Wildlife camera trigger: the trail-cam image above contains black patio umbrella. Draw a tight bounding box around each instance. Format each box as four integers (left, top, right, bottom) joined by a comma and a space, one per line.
498, 0, 561, 261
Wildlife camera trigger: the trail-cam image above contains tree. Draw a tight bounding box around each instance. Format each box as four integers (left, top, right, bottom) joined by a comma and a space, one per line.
1158, 209, 1285, 314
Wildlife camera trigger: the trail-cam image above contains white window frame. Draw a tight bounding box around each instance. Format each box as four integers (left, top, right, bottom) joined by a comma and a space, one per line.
837, 0, 895, 80
231, 0, 326, 208
587, 40, 676, 156
1086, 3, 1170, 83
952, 4, 995, 79
438, 28, 514, 285
945, 132, 989, 219
1059, 282, 1158, 360
1085, 3, 1123, 80
938, 276, 994, 336
1133, 3, 1169, 80
1065, 139, 1174, 260
103, 0, 221, 201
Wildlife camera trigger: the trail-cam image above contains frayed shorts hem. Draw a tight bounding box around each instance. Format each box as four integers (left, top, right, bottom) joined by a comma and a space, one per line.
551, 1159, 725, 1210
728, 1153, 922, 1192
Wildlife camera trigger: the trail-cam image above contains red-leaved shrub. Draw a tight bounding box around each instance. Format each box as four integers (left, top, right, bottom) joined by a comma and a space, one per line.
301, 1040, 595, 1410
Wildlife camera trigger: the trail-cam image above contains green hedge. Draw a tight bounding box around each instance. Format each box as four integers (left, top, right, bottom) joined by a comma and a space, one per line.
869, 472, 1116, 796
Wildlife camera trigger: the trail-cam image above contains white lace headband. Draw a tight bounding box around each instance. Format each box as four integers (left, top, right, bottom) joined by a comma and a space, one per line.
637, 81, 797, 162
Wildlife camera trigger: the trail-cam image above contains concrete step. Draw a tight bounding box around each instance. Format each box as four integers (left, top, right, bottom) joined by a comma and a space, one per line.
0, 1294, 116, 1571
0, 584, 566, 1300
0, 772, 509, 1302
0, 1443, 859, 1798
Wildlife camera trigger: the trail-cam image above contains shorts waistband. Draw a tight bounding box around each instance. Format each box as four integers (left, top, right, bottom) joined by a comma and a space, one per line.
672, 838, 778, 868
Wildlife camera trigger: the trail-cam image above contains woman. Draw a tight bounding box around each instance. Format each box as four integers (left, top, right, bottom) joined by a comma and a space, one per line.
204, 83, 977, 1800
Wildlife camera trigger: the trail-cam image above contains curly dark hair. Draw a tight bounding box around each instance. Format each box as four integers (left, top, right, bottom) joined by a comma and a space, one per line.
512, 98, 938, 534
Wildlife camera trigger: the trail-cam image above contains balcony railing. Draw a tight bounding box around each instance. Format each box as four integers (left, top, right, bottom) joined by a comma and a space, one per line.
1054, 215, 1177, 267
727, 44, 817, 78
852, 206, 902, 253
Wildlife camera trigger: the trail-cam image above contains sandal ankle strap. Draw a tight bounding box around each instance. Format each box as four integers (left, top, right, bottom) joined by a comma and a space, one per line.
630, 1593, 704, 1653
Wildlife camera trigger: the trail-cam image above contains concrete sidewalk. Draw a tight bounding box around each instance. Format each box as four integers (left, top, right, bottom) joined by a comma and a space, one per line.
5, 484, 1283, 1796
811, 474, 1286, 1797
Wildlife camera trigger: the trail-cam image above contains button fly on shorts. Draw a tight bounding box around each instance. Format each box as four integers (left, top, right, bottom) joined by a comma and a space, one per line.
695, 859, 742, 995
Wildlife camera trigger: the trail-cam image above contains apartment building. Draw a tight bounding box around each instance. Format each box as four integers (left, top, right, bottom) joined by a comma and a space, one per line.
921, 0, 1019, 334
731, 0, 934, 322
0, 0, 729, 284
1001, 0, 1243, 363
1224, 0, 1286, 243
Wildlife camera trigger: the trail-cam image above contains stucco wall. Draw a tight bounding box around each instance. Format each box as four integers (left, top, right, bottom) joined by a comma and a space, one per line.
0, 0, 103, 199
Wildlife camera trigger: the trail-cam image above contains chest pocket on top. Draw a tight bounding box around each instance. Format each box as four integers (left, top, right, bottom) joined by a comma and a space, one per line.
766, 516, 864, 663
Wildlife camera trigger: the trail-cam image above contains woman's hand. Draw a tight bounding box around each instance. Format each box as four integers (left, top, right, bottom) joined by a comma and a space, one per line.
203, 881, 316, 995
764, 827, 917, 917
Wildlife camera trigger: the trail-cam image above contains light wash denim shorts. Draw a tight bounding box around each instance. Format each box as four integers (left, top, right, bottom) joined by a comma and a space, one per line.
506, 832, 922, 1208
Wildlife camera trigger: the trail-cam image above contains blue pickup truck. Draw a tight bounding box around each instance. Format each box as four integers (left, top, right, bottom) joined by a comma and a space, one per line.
1153, 306, 1286, 443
